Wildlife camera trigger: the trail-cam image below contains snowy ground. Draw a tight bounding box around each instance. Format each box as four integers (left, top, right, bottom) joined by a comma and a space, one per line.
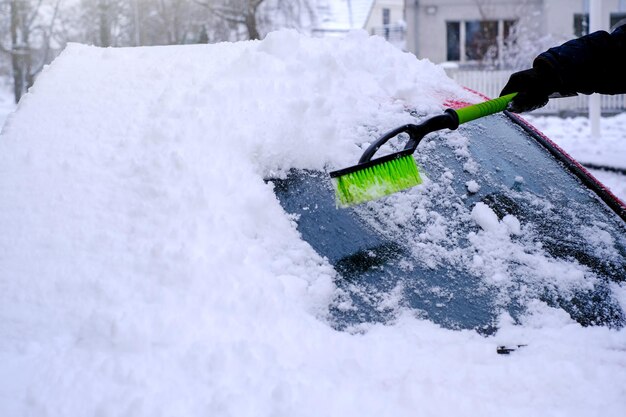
0, 32, 625, 417
524, 113, 626, 203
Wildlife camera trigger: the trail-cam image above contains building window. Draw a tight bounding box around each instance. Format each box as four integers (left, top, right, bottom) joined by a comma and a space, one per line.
574, 13, 625, 37
465, 20, 498, 60
382, 8, 390, 26
382, 8, 391, 39
446, 19, 516, 63
574, 13, 589, 37
446, 22, 461, 61
503, 20, 516, 39
610, 13, 626, 30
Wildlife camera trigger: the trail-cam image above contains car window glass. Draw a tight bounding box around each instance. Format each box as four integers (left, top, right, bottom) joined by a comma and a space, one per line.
270, 114, 626, 332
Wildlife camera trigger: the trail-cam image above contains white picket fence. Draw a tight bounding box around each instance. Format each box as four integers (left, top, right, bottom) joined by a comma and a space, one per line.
444, 69, 626, 115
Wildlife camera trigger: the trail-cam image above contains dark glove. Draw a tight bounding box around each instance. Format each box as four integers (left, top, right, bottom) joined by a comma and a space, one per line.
499, 68, 554, 113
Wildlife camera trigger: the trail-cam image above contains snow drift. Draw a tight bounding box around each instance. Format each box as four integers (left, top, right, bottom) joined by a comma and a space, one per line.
0, 30, 625, 416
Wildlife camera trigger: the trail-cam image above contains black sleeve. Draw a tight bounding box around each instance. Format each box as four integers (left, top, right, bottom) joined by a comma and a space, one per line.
533, 24, 626, 95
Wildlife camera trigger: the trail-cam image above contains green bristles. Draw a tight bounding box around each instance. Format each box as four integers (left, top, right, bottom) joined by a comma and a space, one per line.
332, 155, 422, 207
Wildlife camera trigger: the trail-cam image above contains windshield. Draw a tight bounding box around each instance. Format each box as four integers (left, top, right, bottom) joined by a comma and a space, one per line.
270, 113, 626, 333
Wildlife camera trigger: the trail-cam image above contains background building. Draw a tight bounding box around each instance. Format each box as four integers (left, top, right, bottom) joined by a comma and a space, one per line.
404, 0, 626, 113
405, 0, 626, 67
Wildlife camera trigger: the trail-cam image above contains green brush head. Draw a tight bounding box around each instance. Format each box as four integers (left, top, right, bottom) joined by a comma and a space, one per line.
330, 153, 422, 208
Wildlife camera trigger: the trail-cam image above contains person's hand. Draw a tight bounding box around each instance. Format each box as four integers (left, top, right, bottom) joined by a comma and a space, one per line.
500, 68, 554, 113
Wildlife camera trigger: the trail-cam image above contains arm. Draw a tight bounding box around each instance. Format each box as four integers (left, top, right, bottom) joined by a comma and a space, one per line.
501, 24, 626, 112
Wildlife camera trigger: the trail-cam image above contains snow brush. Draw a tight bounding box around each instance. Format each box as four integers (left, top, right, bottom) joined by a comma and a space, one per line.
329, 93, 517, 208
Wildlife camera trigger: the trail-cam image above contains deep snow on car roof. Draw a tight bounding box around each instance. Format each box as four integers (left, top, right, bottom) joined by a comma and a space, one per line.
270, 112, 626, 332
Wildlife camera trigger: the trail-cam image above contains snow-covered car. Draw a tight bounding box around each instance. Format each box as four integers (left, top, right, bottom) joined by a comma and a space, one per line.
1, 31, 624, 416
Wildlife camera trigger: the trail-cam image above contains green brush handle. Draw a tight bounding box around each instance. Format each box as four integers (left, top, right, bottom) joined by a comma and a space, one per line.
454, 93, 517, 125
